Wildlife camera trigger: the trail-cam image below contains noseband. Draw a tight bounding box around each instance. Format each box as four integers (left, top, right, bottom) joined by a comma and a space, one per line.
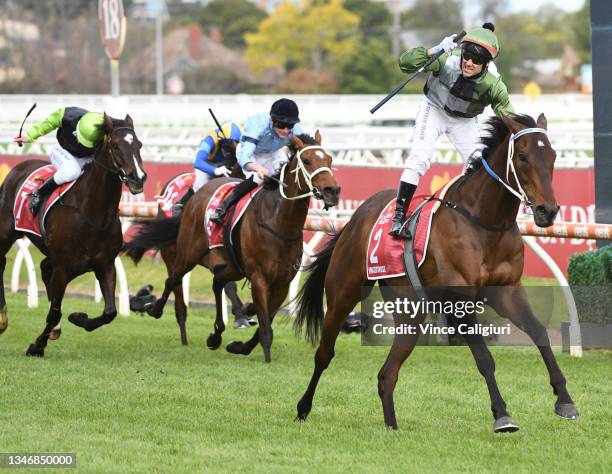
481, 127, 548, 206
279, 145, 334, 201
94, 126, 137, 184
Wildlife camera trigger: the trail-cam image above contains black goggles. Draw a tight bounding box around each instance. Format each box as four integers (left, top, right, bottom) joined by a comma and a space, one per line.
273, 120, 294, 130
462, 51, 488, 65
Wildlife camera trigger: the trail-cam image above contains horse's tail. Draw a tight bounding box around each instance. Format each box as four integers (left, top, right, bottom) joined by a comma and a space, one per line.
294, 229, 343, 345
122, 215, 181, 264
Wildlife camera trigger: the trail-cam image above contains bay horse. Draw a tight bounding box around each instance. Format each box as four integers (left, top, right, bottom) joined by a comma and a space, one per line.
0, 114, 147, 356
294, 114, 579, 431
155, 172, 253, 346
124, 132, 340, 362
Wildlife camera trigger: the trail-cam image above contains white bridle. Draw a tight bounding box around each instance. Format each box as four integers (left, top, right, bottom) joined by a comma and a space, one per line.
278, 145, 334, 200
482, 127, 548, 205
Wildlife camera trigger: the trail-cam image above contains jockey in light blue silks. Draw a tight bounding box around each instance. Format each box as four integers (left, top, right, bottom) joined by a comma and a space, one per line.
209, 98, 304, 224
172, 121, 242, 215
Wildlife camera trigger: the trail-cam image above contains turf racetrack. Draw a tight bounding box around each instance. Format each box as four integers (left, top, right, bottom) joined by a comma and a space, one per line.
0, 294, 610, 472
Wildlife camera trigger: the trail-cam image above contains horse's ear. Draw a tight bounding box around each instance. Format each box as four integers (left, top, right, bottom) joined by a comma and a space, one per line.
103, 113, 114, 133
291, 134, 305, 149
125, 114, 134, 128
500, 115, 521, 134
314, 129, 322, 145
536, 113, 547, 130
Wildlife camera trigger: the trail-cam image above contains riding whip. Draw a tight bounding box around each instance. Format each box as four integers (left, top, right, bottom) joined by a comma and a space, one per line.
17, 103, 37, 147
370, 31, 466, 114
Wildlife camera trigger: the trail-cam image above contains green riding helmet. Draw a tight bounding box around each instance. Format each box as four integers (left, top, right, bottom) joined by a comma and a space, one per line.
461, 23, 499, 61
76, 112, 105, 148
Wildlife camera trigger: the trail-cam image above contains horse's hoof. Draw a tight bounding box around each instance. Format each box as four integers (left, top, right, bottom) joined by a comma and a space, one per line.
296, 400, 311, 421
233, 318, 251, 329
0, 306, 8, 334
146, 304, 163, 319
48, 327, 62, 340
555, 403, 579, 420
25, 344, 44, 357
226, 341, 246, 355
68, 312, 92, 330
493, 416, 520, 433
206, 333, 222, 350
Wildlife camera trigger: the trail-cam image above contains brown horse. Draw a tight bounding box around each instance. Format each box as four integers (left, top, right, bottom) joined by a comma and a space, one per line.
0, 114, 146, 356
156, 173, 253, 346
124, 132, 340, 362
294, 114, 579, 431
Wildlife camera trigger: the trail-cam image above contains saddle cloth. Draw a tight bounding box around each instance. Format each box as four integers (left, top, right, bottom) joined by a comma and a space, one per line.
155, 172, 195, 217
14, 165, 78, 237
205, 182, 263, 249
366, 176, 461, 280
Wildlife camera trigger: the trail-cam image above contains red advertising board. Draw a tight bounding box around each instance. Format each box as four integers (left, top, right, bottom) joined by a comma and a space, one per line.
0, 155, 595, 277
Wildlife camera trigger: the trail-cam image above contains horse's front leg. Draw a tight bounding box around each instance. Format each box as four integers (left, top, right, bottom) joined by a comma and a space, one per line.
488, 285, 578, 420
68, 262, 117, 331
26, 268, 68, 357
206, 273, 229, 350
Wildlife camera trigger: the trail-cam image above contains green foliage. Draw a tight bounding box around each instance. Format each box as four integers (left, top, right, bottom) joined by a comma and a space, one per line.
344, 0, 392, 40
198, 0, 267, 49
337, 38, 404, 93
245, 0, 360, 76
181, 66, 251, 94
401, 0, 463, 35
569, 0, 591, 63
568, 245, 612, 324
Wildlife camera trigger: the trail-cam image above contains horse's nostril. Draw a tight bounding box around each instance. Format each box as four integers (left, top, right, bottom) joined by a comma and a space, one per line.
323, 186, 340, 197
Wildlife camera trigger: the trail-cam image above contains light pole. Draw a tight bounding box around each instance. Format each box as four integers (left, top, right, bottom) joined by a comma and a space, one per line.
147, 0, 168, 95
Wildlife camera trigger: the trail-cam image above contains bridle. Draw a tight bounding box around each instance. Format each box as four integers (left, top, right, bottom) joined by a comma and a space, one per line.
94, 126, 137, 184
481, 127, 548, 207
278, 145, 334, 201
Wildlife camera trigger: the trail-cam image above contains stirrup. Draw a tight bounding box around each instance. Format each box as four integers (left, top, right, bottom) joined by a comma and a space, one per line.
210, 207, 226, 224
29, 193, 42, 216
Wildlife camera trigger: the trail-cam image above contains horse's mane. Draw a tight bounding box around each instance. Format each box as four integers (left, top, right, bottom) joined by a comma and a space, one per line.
464, 113, 537, 176
263, 133, 318, 190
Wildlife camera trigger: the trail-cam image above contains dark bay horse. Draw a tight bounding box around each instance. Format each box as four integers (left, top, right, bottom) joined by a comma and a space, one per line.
294, 114, 579, 431
155, 173, 252, 346
124, 132, 340, 362
0, 114, 146, 356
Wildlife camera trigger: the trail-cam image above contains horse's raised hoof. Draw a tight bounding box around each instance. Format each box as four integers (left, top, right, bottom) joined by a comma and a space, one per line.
555, 403, 579, 420
226, 341, 248, 355
25, 344, 44, 357
296, 399, 311, 421
146, 302, 163, 319
68, 312, 95, 331
48, 327, 62, 340
0, 306, 8, 334
493, 416, 520, 433
206, 333, 222, 350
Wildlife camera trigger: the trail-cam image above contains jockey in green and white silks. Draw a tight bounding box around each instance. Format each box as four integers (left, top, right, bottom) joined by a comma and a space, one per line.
389, 23, 515, 238
14, 107, 105, 216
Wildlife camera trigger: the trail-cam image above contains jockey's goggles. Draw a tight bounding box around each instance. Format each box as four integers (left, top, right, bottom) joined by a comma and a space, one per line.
273, 120, 294, 130
462, 51, 488, 65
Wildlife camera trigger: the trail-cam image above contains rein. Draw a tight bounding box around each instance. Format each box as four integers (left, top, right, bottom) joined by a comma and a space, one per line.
279, 145, 333, 201
93, 126, 136, 184
481, 127, 547, 206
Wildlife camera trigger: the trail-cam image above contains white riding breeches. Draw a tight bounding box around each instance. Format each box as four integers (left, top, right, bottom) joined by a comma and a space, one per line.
49, 145, 93, 185
401, 97, 482, 186
193, 168, 211, 192
240, 146, 289, 184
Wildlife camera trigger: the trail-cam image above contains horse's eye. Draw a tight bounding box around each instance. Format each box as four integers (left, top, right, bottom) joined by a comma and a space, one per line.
302, 159, 311, 165
518, 153, 527, 162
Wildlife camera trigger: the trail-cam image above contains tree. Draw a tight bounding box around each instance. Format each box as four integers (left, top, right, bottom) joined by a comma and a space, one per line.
337, 38, 403, 93
245, 0, 360, 76
344, 0, 392, 41
197, 0, 267, 49
569, 0, 591, 63
401, 0, 463, 36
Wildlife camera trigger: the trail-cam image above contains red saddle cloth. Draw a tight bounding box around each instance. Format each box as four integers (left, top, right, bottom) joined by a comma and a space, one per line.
13, 165, 77, 237
205, 182, 263, 249
365, 176, 460, 280
155, 172, 195, 217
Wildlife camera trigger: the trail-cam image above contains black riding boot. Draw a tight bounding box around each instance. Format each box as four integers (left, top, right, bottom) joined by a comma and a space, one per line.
171, 187, 195, 216
389, 182, 417, 239
29, 177, 59, 216
210, 178, 258, 225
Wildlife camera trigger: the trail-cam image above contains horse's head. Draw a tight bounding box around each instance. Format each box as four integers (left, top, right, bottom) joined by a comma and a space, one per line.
101, 113, 147, 194
288, 131, 340, 209
501, 113, 559, 227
